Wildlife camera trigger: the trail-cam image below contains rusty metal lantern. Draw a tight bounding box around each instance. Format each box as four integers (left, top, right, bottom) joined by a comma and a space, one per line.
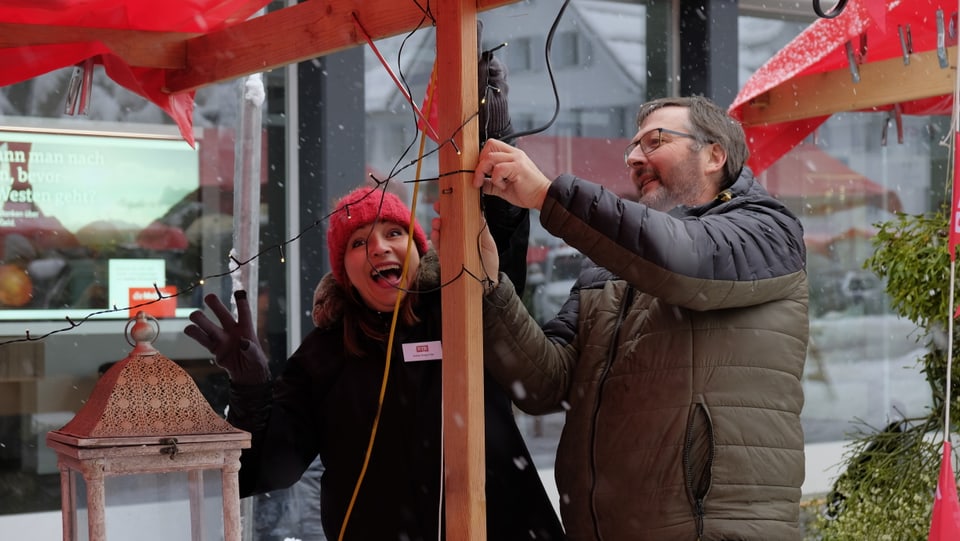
46, 311, 250, 541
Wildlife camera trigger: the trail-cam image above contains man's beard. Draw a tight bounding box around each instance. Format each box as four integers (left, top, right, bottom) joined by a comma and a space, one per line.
637, 161, 705, 211
638, 184, 674, 211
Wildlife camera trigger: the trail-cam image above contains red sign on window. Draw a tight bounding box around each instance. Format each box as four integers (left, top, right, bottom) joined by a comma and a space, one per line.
128, 286, 177, 319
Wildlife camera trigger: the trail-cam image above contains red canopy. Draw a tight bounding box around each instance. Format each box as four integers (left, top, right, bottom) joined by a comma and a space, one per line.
729, 0, 957, 174
0, 0, 271, 146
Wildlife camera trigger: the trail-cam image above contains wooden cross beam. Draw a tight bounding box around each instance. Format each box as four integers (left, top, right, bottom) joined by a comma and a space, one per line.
741, 46, 958, 126
0, 0, 517, 92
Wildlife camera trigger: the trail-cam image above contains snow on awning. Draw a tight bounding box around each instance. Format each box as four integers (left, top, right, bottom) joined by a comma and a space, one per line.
729, 0, 957, 174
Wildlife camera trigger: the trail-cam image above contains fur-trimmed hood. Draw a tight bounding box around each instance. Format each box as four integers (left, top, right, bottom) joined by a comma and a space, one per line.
311, 249, 440, 329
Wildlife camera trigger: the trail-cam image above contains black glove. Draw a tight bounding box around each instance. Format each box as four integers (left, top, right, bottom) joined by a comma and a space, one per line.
478, 22, 513, 144
476, 23, 526, 292
184, 290, 271, 386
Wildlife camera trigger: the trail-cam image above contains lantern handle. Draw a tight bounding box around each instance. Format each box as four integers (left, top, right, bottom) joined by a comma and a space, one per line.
125, 311, 160, 349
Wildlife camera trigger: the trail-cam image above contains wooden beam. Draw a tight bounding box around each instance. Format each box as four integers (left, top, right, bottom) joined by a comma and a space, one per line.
0, 0, 516, 89
741, 46, 957, 126
436, 1, 485, 540
0, 23, 195, 69
162, 0, 518, 94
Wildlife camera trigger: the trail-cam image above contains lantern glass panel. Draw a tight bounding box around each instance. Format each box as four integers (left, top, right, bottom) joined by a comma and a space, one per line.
69, 469, 224, 541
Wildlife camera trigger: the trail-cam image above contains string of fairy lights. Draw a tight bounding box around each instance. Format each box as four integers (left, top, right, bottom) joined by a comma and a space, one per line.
0, 0, 847, 348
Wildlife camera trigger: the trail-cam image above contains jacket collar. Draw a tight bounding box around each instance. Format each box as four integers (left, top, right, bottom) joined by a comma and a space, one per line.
669, 166, 757, 218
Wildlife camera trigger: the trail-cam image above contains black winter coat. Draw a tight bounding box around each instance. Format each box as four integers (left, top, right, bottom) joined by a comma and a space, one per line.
226, 197, 565, 540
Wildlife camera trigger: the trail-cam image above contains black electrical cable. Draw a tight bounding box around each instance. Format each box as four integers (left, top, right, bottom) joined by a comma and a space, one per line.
813, 0, 848, 19
507, 0, 572, 140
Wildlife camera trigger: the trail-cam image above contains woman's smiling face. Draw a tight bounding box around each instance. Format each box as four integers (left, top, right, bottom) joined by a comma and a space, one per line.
343, 220, 421, 312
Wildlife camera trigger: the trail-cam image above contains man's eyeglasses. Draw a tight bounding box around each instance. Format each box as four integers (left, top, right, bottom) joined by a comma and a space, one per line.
624, 128, 697, 165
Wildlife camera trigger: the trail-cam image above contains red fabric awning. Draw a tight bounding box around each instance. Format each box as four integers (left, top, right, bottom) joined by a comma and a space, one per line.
0, 0, 271, 146
729, 0, 956, 174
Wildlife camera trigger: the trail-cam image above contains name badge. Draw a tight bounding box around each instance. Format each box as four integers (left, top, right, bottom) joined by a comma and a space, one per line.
402, 340, 443, 362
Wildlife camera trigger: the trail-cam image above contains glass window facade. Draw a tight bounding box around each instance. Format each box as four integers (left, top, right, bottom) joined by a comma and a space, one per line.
0, 0, 944, 538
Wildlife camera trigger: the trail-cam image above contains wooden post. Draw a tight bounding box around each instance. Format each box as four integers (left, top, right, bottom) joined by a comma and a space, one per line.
188, 469, 205, 541
436, 2, 486, 540
57, 464, 75, 541
83, 459, 107, 541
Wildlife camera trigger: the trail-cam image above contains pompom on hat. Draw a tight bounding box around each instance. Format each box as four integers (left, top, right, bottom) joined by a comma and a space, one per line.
326, 187, 429, 287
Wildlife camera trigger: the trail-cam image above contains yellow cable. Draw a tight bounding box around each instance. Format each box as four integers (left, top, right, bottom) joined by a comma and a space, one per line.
338, 59, 438, 541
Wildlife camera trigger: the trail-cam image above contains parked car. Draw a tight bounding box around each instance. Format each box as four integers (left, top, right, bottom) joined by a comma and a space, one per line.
530, 246, 584, 324
809, 269, 887, 316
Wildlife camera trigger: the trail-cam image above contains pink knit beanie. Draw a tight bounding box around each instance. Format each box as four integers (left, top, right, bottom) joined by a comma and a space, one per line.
326, 187, 428, 287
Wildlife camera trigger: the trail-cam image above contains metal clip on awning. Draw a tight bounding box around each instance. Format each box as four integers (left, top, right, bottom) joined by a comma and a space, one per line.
64, 57, 95, 116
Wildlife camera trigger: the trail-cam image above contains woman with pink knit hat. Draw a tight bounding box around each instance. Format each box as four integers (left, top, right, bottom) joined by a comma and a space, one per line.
186, 184, 563, 540
184, 44, 564, 541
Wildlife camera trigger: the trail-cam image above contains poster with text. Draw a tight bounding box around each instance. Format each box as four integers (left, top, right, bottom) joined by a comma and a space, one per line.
0, 129, 200, 320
